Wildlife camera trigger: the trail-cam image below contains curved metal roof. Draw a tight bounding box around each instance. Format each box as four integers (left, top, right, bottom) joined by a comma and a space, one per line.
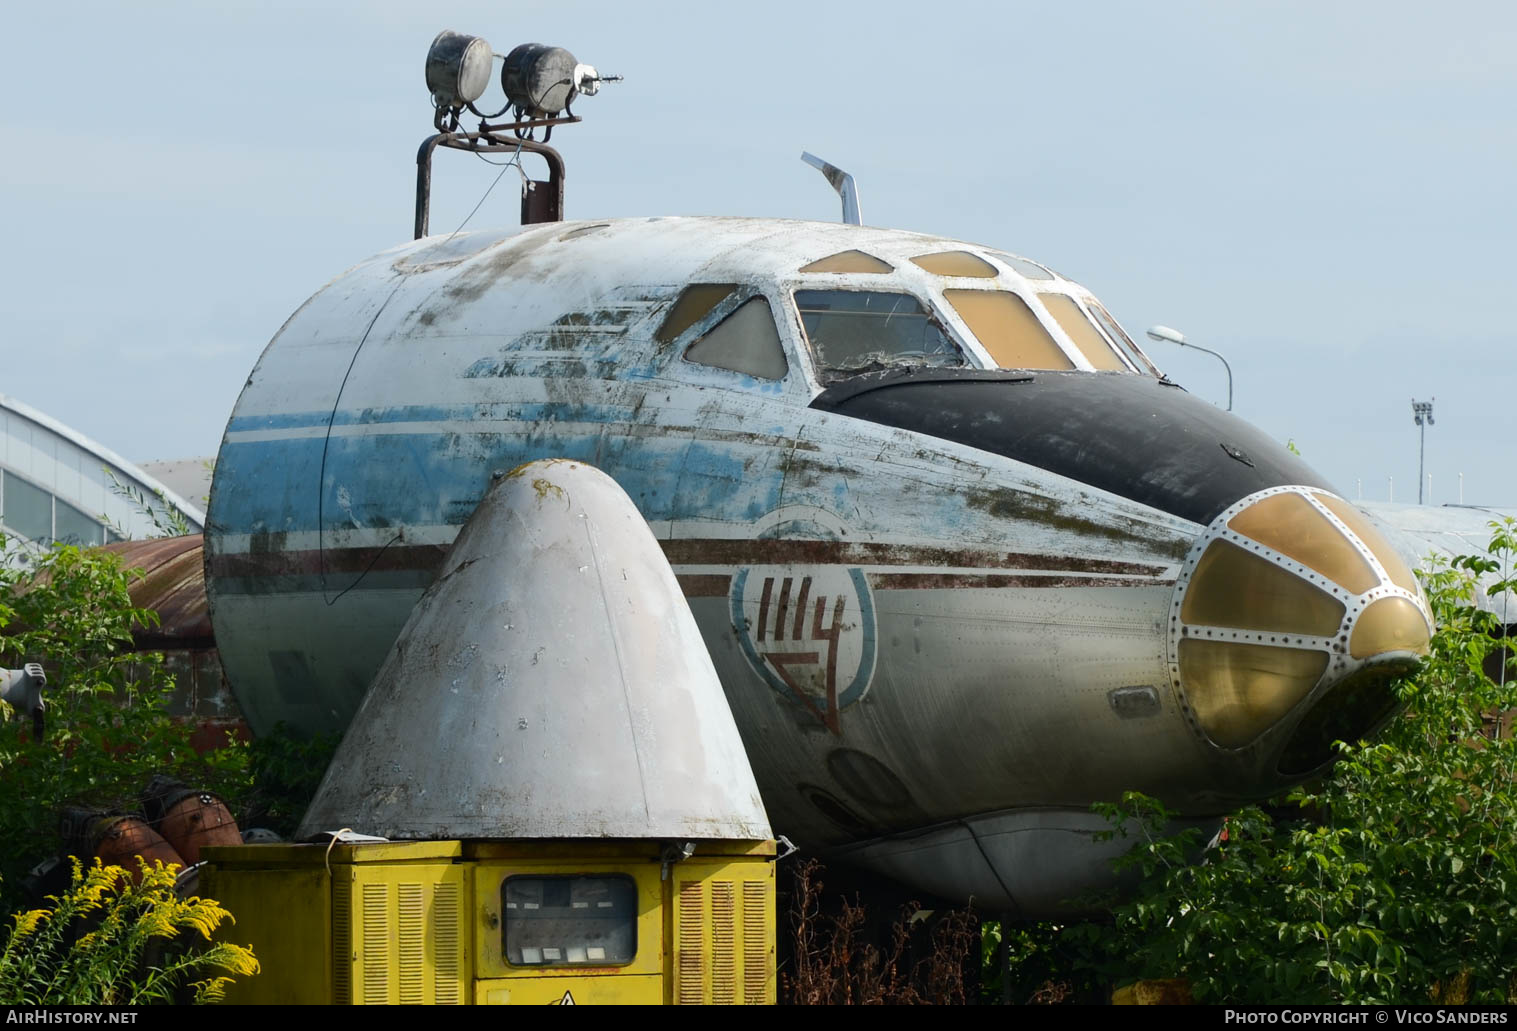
103, 534, 211, 649
1, 393, 206, 528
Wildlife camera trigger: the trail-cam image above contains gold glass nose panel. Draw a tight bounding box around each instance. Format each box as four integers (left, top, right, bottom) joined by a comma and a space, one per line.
1179, 640, 1330, 748
910, 251, 998, 277
1181, 540, 1346, 636
1313, 494, 1422, 597
1227, 493, 1379, 594
1349, 597, 1432, 659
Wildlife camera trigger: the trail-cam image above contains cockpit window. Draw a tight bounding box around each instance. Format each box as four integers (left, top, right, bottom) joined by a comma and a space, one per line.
682, 297, 788, 380
910, 251, 997, 278
1038, 294, 1129, 372
992, 253, 1056, 281
656, 284, 737, 344
942, 289, 1073, 371
799, 250, 894, 274
794, 290, 964, 382
1086, 300, 1160, 377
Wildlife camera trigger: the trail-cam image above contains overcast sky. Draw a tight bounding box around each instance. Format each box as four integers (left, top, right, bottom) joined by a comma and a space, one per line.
3, 0, 1512, 506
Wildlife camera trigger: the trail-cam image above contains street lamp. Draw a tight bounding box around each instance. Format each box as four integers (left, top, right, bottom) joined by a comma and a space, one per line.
1412, 399, 1434, 505
1146, 325, 1233, 411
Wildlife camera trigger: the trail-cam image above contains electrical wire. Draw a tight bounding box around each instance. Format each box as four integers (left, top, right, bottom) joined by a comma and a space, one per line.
441, 73, 573, 240
443, 139, 527, 243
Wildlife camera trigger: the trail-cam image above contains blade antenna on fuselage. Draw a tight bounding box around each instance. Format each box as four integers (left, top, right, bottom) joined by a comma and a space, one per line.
801, 151, 862, 226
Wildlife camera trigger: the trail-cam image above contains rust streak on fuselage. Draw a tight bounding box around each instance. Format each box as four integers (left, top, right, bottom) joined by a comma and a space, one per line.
661, 538, 1165, 576
211, 538, 1169, 581
869, 572, 1176, 591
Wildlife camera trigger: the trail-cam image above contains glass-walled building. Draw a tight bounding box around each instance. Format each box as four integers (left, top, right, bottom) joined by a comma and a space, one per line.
1, 394, 204, 557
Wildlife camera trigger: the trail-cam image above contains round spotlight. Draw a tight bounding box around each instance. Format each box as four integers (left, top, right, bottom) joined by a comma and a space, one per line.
501, 43, 580, 117
426, 30, 494, 108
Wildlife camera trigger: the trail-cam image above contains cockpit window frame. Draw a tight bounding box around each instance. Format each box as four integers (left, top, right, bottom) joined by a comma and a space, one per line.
790, 286, 972, 385
1084, 297, 1162, 378
660, 282, 810, 393
1034, 289, 1138, 374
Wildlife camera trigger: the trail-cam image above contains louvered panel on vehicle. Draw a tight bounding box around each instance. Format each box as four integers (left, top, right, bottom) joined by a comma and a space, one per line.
676, 880, 705, 1004
362, 883, 390, 1004
332, 876, 353, 1004
742, 879, 770, 1004
710, 881, 736, 1004
432, 881, 462, 1005
398, 883, 425, 1004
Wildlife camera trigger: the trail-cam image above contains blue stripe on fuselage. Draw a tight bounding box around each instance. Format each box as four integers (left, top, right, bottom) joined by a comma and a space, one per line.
224, 401, 640, 435
214, 425, 786, 535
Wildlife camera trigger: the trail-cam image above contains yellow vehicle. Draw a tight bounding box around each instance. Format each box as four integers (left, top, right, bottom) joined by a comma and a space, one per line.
203, 462, 779, 1005
204, 838, 776, 1005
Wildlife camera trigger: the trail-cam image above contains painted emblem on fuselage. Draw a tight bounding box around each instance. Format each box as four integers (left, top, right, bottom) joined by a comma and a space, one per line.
730, 565, 877, 734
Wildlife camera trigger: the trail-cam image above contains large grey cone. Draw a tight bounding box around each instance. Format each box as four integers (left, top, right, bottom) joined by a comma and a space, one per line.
298, 459, 771, 841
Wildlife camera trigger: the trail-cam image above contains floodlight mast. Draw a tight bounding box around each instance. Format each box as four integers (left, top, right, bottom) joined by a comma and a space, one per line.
414, 30, 621, 238
1412, 399, 1435, 504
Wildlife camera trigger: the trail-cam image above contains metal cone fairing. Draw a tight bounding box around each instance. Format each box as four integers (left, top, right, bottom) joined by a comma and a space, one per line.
298, 460, 770, 841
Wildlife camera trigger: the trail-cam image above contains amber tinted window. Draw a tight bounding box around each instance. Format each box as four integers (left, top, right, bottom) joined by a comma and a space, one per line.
1227, 493, 1379, 594
1178, 640, 1329, 749
1312, 494, 1423, 598
799, 250, 893, 274
656, 284, 737, 344
1181, 540, 1346, 637
1038, 294, 1128, 371
504, 875, 637, 967
1349, 598, 1430, 658
794, 290, 963, 382
942, 290, 1072, 371
683, 297, 788, 380
910, 251, 997, 277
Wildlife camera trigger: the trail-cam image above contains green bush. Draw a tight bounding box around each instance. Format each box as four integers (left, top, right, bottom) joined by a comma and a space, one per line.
243, 723, 341, 840
0, 539, 250, 913
0, 858, 257, 1004
997, 520, 1517, 1004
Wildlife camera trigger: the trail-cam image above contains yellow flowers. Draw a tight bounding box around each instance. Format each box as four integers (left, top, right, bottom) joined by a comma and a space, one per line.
0, 857, 258, 1005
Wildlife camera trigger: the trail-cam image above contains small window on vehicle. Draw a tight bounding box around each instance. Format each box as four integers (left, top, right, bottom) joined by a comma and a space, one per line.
992, 253, 1056, 281
1086, 300, 1160, 377
910, 251, 997, 277
656, 284, 738, 344
1038, 294, 1129, 372
683, 297, 788, 380
799, 250, 893, 274
503, 875, 637, 967
943, 289, 1072, 371
794, 290, 964, 382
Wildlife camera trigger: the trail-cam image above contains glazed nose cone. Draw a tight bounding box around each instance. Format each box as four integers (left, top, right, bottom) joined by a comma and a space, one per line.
1170, 487, 1431, 775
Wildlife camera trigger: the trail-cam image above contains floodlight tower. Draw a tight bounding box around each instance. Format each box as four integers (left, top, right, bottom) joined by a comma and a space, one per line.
1412, 398, 1434, 505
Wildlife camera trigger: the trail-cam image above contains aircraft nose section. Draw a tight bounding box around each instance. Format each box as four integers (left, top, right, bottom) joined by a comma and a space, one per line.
1169, 487, 1431, 778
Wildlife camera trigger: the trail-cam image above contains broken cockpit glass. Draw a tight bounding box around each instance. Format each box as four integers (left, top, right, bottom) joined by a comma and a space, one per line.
794, 290, 965, 383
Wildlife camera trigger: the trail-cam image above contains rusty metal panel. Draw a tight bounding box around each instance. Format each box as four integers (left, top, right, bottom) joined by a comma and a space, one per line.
103, 534, 212, 648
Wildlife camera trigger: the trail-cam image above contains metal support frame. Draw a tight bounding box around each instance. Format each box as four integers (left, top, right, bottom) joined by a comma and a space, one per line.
414, 117, 577, 239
